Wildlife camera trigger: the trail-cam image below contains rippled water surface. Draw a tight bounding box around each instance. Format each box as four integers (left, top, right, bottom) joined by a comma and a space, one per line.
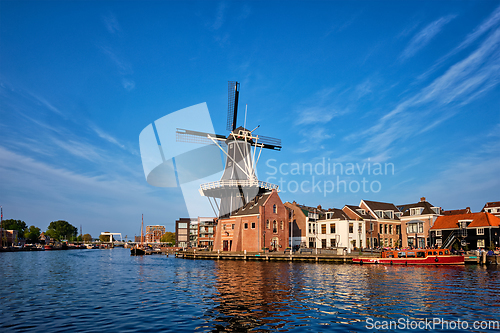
1, 249, 499, 332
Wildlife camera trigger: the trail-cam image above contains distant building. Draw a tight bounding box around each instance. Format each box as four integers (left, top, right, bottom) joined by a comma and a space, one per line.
189, 220, 199, 248
176, 218, 197, 248
482, 201, 500, 217
318, 208, 366, 251
284, 201, 321, 249
0, 228, 18, 246
197, 217, 216, 249
146, 225, 165, 243
430, 212, 500, 249
397, 197, 442, 248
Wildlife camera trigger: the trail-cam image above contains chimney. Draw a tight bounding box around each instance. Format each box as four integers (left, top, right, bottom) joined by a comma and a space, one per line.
420, 197, 426, 202
317, 205, 322, 210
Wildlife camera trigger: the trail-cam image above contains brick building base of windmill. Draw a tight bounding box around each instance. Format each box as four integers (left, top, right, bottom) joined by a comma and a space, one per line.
208, 188, 290, 253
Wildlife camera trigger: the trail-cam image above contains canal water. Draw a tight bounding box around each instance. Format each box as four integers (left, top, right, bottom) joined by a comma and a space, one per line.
1, 248, 499, 332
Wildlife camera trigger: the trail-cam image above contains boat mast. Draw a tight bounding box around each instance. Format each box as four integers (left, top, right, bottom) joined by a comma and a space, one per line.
141, 214, 144, 245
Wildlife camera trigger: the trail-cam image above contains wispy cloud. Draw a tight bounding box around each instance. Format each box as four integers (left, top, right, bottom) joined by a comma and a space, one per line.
213, 2, 227, 30
90, 124, 126, 150
418, 5, 500, 80
29, 93, 65, 117
100, 46, 133, 75
400, 15, 456, 61
122, 78, 135, 91
102, 12, 121, 34
51, 137, 103, 162
348, 26, 500, 157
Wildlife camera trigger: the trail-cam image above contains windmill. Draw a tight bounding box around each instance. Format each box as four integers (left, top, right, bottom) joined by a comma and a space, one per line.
176, 81, 282, 218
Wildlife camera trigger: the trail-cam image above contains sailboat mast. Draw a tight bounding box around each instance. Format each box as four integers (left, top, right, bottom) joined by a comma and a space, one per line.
141, 214, 144, 245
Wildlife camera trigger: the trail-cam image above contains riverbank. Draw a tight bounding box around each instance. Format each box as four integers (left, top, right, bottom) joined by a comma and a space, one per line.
178, 250, 500, 265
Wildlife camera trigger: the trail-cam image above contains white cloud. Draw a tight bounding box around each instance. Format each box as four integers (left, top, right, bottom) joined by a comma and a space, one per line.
122, 78, 136, 91
102, 12, 121, 34
90, 124, 126, 150
213, 2, 227, 30
400, 15, 456, 61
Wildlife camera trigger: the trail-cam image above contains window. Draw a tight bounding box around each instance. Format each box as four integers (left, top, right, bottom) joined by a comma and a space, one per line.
330, 223, 336, 233
432, 207, 441, 214
395, 212, 402, 218
273, 204, 277, 214
321, 239, 327, 249
477, 239, 485, 247
349, 223, 354, 233
330, 239, 336, 247
232, 224, 235, 230
223, 224, 226, 230
436, 230, 442, 236
477, 228, 484, 235
384, 224, 388, 234
389, 225, 393, 234
379, 224, 383, 234
251, 222, 256, 229
418, 223, 423, 233
410, 208, 423, 216
280, 221, 284, 230
321, 224, 326, 234
244, 223, 248, 229
356, 209, 365, 215
266, 220, 270, 229
375, 210, 383, 218
179, 222, 188, 229
308, 223, 312, 234
396, 225, 401, 235
273, 220, 277, 233
385, 211, 393, 219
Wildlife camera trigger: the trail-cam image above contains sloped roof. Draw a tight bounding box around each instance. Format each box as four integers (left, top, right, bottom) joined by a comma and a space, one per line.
482, 201, 500, 209
323, 208, 351, 220
232, 192, 271, 216
442, 207, 471, 215
361, 200, 400, 220
431, 212, 500, 230
343, 205, 375, 220
397, 201, 438, 216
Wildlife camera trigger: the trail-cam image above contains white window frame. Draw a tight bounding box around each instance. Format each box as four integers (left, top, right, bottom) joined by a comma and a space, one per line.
477, 228, 484, 235
436, 230, 442, 237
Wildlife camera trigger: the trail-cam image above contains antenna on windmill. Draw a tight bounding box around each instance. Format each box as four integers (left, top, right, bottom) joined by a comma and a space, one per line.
244, 104, 248, 131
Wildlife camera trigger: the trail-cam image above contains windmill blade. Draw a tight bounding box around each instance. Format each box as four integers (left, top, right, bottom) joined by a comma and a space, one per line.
257, 135, 282, 151
226, 81, 240, 131
176, 128, 226, 146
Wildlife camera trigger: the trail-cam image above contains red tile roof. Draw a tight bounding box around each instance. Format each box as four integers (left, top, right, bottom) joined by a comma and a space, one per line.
431, 212, 500, 230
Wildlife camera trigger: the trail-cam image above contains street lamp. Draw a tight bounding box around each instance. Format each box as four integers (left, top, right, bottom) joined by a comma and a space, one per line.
263, 230, 266, 254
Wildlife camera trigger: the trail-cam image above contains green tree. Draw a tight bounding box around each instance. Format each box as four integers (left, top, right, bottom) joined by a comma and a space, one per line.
24, 226, 41, 243
1, 219, 28, 237
82, 233, 92, 243
160, 232, 175, 245
46, 220, 78, 241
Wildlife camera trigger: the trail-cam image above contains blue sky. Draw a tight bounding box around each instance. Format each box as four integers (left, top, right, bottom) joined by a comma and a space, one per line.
1, 1, 499, 238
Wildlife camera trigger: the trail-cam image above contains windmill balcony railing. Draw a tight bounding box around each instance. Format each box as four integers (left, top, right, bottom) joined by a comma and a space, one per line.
200, 179, 280, 191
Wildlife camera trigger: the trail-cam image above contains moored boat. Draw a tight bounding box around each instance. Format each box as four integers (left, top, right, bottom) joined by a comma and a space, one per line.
352, 248, 464, 265
131, 214, 146, 256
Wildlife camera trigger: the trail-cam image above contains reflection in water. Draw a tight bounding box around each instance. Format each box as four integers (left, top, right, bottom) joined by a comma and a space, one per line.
207, 261, 500, 332
1, 250, 499, 332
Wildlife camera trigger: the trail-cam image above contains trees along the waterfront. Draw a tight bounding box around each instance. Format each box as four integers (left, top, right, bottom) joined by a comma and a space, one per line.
24, 226, 41, 243
46, 220, 78, 241
82, 234, 92, 243
160, 232, 175, 245
1, 219, 28, 236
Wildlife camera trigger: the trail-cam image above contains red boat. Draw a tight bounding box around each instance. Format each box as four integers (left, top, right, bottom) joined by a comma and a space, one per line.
352, 249, 464, 265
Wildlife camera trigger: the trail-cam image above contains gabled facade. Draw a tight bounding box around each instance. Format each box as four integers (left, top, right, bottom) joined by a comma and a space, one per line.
213, 190, 289, 252
284, 202, 324, 248
344, 200, 402, 248
316, 208, 366, 251
482, 201, 500, 217
145, 225, 166, 243
430, 212, 500, 250
397, 197, 442, 248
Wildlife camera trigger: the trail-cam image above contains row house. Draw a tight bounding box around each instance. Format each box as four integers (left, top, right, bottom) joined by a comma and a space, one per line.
397, 197, 442, 248
284, 202, 322, 249
430, 212, 500, 249
482, 201, 500, 217
343, 200, 402, 249
317, 209, 366, 251
213, 190, 289, 252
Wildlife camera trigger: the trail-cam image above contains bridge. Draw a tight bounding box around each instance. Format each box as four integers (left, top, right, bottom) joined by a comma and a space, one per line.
100, 232, 123, 243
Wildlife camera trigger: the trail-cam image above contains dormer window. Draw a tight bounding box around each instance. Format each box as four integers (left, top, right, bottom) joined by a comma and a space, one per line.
384, 211, 393, 219
431, 207, 441, 215
395, 212, 402, 218
410, 208, 423, 216
375, 210, 383, 218
356, 209, 365, 215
